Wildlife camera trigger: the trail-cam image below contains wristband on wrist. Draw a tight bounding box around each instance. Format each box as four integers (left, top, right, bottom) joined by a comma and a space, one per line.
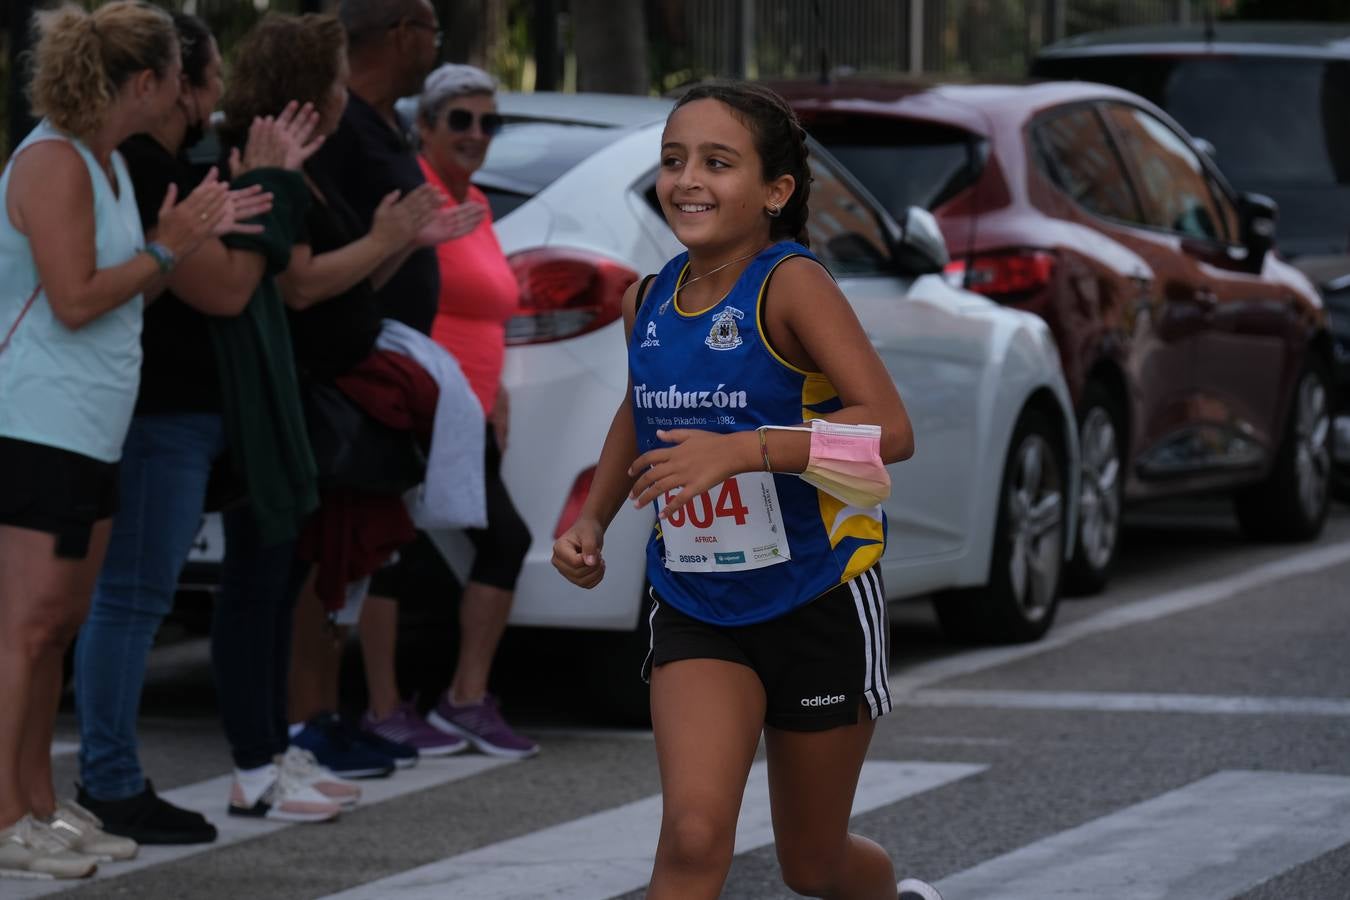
143, 241, 176, 275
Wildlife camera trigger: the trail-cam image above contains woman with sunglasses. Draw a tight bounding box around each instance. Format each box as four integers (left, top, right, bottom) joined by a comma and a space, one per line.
355, 64, 538, 761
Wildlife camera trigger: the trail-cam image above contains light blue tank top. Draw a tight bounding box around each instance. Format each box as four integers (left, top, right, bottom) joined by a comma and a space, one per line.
0, 120, 145, 462
629, 242, 886, 626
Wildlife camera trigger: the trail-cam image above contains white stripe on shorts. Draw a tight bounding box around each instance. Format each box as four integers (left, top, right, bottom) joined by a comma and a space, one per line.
641, 588, 660, 683
864, 567, 892, 714
849, 568, 892, 719
849, 572, 880, 719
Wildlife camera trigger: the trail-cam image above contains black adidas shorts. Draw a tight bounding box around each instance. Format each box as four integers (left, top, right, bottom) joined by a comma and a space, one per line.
642, 565, 893, 732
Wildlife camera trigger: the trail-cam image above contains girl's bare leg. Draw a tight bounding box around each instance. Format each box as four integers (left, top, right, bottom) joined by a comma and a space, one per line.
765, 709, 897, 899
647, 658, 766, 900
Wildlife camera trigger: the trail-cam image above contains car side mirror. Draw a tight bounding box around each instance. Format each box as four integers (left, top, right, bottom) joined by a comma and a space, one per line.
890, 206, 949, 275
1238, 192, 1278, 264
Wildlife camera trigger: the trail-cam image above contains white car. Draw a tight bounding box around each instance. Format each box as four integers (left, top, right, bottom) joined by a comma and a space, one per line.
194, 93, 1080, 712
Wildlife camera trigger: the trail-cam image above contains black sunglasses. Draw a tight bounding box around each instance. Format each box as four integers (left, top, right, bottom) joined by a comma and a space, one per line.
446, 108, 504, 136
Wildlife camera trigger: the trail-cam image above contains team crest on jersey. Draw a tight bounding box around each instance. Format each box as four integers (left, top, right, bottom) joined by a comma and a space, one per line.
640, 320, 660, 348
705, 306, 745, 351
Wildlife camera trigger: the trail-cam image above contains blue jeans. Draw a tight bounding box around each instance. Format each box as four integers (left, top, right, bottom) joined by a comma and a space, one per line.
75, 414, 296, 800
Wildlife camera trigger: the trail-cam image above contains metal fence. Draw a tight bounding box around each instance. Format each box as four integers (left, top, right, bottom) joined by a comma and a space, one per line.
674, 0, 1202, 82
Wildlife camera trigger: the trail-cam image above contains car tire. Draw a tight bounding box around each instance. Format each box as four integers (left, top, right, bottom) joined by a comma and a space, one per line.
1234, 359, 1333, 542
934, 408, 1067, 644
1064, 382, 1125, 596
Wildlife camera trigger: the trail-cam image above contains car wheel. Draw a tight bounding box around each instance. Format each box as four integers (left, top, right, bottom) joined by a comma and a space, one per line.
1064, 383, 1124, 596
1234, 360, 1332, 541
935, 408, 1067, 644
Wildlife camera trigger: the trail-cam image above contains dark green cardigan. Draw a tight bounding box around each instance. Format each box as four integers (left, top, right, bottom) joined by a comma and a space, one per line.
211, 167, 317, 545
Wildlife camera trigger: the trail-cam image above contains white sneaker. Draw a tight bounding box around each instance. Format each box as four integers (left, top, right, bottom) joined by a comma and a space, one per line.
0, 815, 99, 880
227, 763, 341, 823
898, 877, 944, 900
46, 799, 138, 861
277, 746, 361, 809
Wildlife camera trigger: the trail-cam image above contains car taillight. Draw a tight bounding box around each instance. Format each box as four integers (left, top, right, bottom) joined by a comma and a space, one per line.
554, 466, 597, 539
506, 249, 637, 345
944, 250, 1056, 301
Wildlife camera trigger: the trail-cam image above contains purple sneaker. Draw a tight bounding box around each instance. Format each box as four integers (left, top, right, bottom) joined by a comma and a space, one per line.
361, 702, 467, 758
427, 693, 539, 759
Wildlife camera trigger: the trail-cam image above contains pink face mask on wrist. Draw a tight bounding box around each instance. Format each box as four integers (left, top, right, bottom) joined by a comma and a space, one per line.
760, 420, 891, 507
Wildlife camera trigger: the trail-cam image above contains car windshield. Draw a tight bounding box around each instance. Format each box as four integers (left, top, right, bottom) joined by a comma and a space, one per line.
804, 119, 983, 217
1164, 58, 1350, 189
1035, 56, 1350, 189
473, 120, 619, 220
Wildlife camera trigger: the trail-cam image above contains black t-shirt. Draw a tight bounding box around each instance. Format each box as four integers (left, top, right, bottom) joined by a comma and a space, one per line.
306, 92, 440, 334
120, 134, 222, 414
287, 166, 383, 381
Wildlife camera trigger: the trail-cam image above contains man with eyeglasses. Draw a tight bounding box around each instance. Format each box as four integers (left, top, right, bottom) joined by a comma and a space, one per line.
307, 0, 444, 335
287, 0, 455, 774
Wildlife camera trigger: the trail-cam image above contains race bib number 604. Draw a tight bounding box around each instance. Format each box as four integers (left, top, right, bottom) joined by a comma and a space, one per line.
661, 472, 791, 573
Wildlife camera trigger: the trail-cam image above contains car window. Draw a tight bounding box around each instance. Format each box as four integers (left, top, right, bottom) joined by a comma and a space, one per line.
807, 118, 986, 216
803, 154, 893, 277
1103, 104, 1226, 241
1034, 55, 1350, 190
473, 120, 620, 220
1032, 105, 1143, 225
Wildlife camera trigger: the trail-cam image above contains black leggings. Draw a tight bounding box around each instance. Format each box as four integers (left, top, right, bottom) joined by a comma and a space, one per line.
211, 507, 299, 770
371, 428, 531, 596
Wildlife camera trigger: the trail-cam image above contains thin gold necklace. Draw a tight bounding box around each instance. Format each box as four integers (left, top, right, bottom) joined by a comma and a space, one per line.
658, 244, 770, 315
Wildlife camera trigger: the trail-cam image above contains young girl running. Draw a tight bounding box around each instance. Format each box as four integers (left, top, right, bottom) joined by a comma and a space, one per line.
553, 81, 940, 900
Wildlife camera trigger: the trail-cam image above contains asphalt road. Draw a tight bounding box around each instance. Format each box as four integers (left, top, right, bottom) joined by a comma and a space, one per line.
20, 500, 1350, 899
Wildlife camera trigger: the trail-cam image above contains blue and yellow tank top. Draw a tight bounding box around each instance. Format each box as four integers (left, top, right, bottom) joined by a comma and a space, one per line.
628, 241, 885, 626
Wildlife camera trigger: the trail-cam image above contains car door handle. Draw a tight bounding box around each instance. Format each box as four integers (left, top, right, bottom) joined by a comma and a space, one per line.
1193, 288, 1219, 310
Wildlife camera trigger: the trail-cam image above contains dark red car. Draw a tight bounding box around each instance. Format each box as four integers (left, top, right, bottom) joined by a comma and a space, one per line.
775, 78, 1335, 593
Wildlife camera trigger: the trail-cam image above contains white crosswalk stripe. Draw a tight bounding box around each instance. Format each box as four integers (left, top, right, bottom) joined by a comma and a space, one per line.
935, 770, 1350, 899
6, 756, 513, 898
315, 761, 984, 900
908, 688, 1350, 717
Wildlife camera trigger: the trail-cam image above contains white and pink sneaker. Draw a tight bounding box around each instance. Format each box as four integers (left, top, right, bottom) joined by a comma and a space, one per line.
227, 761, 341, 823
277, 746, 361, 809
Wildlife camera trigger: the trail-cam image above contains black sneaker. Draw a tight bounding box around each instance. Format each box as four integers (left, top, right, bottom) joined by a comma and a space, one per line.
76, 781, 217, 845
898, 878, 944, 900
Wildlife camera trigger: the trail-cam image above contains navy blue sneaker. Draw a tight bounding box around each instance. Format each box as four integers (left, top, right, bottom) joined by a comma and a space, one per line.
349, 720, 419, 769
291, 713, 395, 779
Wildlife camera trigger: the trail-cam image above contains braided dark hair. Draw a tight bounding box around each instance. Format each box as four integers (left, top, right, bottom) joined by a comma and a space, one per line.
672, 80, 812, 247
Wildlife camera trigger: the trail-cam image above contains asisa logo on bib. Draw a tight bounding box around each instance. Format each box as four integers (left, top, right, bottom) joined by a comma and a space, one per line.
640, 320, 660, 348
706, 306, 744, 351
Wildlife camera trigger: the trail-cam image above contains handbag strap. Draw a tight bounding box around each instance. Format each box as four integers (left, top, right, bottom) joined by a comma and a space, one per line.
0, 284, 41, 356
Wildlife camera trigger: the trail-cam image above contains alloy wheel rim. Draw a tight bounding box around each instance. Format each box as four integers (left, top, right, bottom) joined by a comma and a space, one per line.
1076, 406, 1120, 571
1294, 373, 1331, 519
1007, 432, 1064, 619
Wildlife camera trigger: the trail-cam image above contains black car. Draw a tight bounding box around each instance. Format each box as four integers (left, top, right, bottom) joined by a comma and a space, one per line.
1033, 22, 1350, 497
